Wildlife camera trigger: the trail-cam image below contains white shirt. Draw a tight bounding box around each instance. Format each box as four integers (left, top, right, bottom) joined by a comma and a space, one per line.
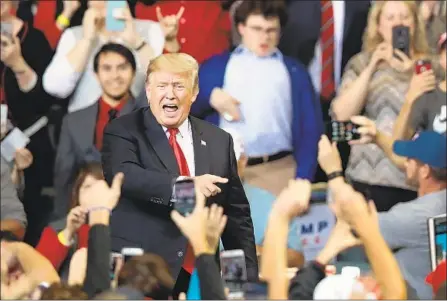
43, 20, 165, 113
163, 119, 195, 177
308, 0, 345, 93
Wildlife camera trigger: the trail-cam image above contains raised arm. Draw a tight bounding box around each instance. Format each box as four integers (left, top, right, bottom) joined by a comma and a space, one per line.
331, 45, 391, 121
42, 9, 98, 99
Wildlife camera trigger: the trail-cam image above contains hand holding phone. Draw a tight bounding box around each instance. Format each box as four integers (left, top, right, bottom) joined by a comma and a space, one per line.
326, 121, 360, 142
392, 25, 410, 58
415, 59, 432, 74
220, 249, 247, 299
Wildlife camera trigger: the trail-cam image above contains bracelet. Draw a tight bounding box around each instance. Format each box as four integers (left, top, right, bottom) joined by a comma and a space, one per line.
88, 206, 112, 214
57, 231, 74, 247
327, 171, 343, 181
135, 40, 146, 51
57, 14, 70, 27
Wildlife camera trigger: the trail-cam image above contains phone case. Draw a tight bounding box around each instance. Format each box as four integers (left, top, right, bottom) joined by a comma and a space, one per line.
392, 26, 410, 57
106, 1, 127, 31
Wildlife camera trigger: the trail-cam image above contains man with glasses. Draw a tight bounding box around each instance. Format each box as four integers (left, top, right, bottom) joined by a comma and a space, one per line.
191, 0, 323, 196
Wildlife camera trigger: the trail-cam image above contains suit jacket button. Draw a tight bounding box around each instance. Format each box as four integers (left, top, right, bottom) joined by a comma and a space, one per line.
177, 251, 184, 257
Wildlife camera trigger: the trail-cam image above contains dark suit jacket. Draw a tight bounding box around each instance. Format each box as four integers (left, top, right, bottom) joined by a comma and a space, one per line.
101, 107, 258, 280
279, 0, 371, 77
53, 98, 142, 220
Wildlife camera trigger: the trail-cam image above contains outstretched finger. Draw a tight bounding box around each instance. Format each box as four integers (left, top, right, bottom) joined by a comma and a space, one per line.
156, 6, 164, 21
111, 172, 124, 193
176, 6, 185, 19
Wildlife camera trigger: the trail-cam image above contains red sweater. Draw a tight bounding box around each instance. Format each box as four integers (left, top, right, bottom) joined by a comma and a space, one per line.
35, 224, 90, 270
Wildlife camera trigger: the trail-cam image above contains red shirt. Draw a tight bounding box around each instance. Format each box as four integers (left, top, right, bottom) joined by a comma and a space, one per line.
95, 97, 128, 150
33, 1, 63, 49
135, 0, 231, 64
35, 224, 90, 271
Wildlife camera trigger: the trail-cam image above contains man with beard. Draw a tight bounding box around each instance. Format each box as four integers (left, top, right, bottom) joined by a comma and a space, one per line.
318, 131, 446, 299
53, 43, 144, 221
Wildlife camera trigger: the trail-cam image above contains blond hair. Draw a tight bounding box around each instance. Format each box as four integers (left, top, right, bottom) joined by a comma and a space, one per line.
146, 53, 199, 95
362, 0, 429, 55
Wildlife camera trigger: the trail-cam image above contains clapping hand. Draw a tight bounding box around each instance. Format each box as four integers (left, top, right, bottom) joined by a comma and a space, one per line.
389, 49, 413, 73
156, 6, 185, 41
271, 179, 311, 220
210, 88, 241, 122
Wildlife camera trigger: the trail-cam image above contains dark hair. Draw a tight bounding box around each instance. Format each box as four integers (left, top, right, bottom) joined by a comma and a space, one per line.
40, 283, 88, 300
117, 253, 175, 299
69, 162, 104, 212
430, 167, 447, 182
234, 0, 288, 28
93, 43, 137, 73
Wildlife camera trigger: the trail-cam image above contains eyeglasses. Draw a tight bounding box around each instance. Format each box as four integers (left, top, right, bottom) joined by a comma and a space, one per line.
246, 26, 281, 36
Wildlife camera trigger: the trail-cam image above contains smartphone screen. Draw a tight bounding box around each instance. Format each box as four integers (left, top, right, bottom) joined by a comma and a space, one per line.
220, 250, 247, 299
243, 282, 268, 300
392, 25, 410, 58
106, 1, 127, 31
326, 121, 360, 142
173, 179, 196, 216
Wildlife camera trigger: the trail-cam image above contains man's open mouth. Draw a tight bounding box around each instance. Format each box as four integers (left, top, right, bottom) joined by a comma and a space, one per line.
162, 104, 178, 112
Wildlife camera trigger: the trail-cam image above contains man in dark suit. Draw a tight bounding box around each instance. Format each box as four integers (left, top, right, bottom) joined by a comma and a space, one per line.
101, 53, 258, 295
53, 43, 143, 220
279, 0, 371, 180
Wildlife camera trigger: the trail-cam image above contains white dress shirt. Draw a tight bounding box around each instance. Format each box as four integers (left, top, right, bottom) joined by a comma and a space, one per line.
308, 0, 345, 93
43, 20, 165, 113
163, 119, 195, 177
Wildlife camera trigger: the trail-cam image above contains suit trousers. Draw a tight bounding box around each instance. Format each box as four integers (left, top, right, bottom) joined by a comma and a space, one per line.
244, 155, 296, 196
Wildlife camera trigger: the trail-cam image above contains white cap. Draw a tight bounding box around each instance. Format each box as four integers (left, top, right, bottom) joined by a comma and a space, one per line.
341, 266, 361, 279
221, 128, 244, 161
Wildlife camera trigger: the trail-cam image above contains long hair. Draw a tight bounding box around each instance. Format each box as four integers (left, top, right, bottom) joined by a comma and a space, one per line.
362, 1, 429, 55
69, 162, 104, 212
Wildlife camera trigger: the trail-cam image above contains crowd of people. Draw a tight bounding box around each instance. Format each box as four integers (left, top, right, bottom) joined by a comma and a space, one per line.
1, 0, 446, 299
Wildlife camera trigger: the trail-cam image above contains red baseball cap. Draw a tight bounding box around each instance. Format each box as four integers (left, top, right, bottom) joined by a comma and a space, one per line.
426, 260, 446, 295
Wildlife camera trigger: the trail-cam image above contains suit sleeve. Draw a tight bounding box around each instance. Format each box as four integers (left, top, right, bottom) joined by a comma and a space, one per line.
292, 68, 322, 180
53, 117, 76, 220
220, 135, 259, 281
101, 121, 177, 206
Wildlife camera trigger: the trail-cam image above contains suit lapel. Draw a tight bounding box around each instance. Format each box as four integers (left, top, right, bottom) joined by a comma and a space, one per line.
190, 117, 210, 176
143, 108, 180, 174
71, 104, 98, 151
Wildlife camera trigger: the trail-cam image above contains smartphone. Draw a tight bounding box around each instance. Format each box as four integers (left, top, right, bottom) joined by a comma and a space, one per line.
173, 178, 196, 217
392, 25, 410, 58
121, 247, 144, 263
326, 121, 360, 142
106, 0, 127, 31
243, 281, 268, 300
220, 249, 247, 299
110, 252, 123, 280
415, 59, 432, 74
1, 22, 13, 37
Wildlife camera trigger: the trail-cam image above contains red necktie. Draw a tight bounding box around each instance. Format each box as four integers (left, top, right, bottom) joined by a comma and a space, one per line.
320, 0, 335, 101
167, 128, 195, 274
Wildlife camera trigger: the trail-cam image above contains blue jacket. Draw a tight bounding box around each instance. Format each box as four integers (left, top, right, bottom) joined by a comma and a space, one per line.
190, 51, 324, 180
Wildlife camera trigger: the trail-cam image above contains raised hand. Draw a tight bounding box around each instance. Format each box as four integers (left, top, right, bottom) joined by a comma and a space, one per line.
349, 116, 377, 145
317, 135, 342, 175
14, 148, 33, 171
272, 179, 311, 219
156, 6, 185, 40
79, 172, 124, 210
205, 204, 227, 251
0, 34, 24, 70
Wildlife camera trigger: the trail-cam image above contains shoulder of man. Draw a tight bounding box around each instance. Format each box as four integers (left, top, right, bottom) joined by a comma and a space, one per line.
189, 115, 231, 139
105, 107, 147, 134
